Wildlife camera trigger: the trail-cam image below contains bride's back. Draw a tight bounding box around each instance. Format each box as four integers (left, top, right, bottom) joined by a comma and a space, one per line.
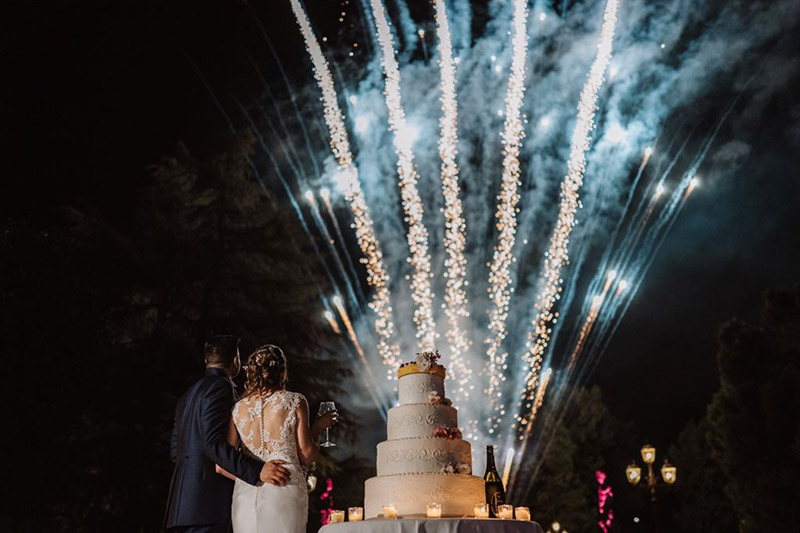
232, 390, 304, 466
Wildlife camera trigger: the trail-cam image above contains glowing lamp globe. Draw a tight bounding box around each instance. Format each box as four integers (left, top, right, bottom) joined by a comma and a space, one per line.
661, 461, 677, 485
641, 444, 656, 465
625, 463, 642, 485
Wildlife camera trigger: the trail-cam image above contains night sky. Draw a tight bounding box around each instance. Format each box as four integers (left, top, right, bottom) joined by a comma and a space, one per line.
6, 0, 800, 474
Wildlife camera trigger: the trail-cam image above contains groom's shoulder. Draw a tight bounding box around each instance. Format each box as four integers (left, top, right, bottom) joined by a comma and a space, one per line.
184, 373, 228, 398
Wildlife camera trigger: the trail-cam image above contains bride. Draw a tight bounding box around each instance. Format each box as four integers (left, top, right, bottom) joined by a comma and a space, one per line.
216, 344, 337, 532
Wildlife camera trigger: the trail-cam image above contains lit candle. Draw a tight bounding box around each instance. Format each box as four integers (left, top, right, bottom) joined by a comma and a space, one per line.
348, 507, 363, 522
497, 504, 514, 519
474, 503, 490, 519
329, 510, 345, 523
382, 503, 398, 519
427, 502, 442, 518
515, 507, 531, 521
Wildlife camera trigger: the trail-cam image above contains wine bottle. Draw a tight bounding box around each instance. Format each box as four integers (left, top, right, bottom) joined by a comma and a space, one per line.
484, 445, 506, 517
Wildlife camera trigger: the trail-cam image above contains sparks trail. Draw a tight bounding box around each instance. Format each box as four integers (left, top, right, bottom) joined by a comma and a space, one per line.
246, 4, 329, 158
331, 295, 389, 417
368, 0, 437, 352
289, 0, 401, 373
517, 0, 620, 432
435, 0, 472, 401
484, 0, 532, 434
509, 0, 621, 492
319, 187, 367, 304
305, 190, 367, 311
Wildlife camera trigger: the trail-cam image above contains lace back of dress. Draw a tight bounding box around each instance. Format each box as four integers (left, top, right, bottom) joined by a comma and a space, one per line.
233, 390, 301, 465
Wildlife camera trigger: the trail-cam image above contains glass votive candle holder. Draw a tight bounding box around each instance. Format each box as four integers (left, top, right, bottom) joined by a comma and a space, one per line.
427, 502, 442, 518
515, 507, 531, 521
348, 507, 364, 522
497, 504, 514, 519
329, 510, 345, 523
474, 503, 490, 519
382, 503, 398, 519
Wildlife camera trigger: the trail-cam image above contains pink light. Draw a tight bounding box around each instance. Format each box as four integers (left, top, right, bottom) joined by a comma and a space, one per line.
320, 477, 335, 525
596, 470, 614, 532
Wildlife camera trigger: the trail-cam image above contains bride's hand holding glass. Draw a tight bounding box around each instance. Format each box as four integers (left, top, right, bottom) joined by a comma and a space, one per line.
314, 402, 338, 447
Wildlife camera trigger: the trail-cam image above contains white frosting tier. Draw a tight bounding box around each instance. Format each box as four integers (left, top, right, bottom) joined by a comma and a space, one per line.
364, 473, 484, 518
376, 437, 472, 476
398, 372, 445, 405
387, 404, 458, 440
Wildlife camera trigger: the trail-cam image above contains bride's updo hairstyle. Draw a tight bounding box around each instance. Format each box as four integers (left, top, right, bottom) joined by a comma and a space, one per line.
243, 344, 288, 398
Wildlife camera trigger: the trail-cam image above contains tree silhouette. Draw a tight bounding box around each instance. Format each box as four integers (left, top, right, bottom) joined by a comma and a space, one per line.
708, 285, 800, 532
0, 131, 353, 531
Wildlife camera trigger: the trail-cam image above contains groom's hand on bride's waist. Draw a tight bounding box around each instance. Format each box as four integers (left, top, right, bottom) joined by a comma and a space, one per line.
260, 459, 291, 486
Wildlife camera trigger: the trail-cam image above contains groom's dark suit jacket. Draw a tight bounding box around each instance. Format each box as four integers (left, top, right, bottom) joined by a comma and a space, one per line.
164, 367, 264, 529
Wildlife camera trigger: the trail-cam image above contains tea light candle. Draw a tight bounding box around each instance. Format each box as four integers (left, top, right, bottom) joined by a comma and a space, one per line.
426, 502, 442, 518
382, 503, 398, 519
474, 503, 490, 519
348, 507, 363, 522
329, 510, 345, 523
515, 507, 531, 521
497, 504, 514, 519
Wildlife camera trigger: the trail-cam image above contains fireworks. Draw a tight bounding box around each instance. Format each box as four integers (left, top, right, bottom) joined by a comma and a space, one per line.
485, 0, 532, 432
289, 0, 400, 373
518, 0, 620, 437
368, 0, 437, 353
434, 0, 472, 398
324, 310, 342, 335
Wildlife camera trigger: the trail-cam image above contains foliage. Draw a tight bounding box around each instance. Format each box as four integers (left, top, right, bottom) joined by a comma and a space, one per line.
667, 418, 736, 532
521, 386, 635, 531
0, 131, 353, 531
707, 285, 800, 532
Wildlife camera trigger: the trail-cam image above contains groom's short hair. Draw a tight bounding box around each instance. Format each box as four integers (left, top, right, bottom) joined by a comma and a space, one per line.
204, 335, 240, 366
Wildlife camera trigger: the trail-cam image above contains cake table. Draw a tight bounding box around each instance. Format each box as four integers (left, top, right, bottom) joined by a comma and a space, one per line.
320, 518, 544, 533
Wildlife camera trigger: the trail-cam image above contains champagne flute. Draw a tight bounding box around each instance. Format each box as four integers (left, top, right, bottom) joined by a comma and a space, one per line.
318, 401, 337, 448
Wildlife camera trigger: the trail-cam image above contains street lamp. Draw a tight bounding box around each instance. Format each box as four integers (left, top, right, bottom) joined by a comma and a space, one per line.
625, 444, 678, 501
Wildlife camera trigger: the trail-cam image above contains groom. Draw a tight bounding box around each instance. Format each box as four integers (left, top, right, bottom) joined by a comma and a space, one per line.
164, 335, 291, 532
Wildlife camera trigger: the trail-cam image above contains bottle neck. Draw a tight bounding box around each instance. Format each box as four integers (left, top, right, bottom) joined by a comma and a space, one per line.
485, 446, 496, 471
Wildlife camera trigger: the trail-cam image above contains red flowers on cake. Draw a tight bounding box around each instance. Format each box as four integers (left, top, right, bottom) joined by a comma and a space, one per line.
433, 426, 462, 440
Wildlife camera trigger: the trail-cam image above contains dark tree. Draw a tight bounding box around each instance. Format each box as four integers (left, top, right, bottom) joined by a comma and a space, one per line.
0, 131, 354, 532
522, 386, 635, 531
667, 417, 736, 532
707, 285, 800, 532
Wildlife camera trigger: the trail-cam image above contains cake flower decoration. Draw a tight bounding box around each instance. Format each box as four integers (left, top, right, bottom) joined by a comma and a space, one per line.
415, 350, 442, 372
433, 426, 462, 440
427, 391, 453, 407
440, 462, 471, 475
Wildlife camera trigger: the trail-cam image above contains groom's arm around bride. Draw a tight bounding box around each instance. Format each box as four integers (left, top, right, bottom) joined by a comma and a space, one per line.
164, 335, 289, 532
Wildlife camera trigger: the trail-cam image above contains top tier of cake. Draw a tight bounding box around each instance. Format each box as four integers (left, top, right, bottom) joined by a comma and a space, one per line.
397, 363, 446, 405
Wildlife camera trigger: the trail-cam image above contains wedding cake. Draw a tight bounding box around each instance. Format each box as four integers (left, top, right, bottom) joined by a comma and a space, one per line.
364, 352, 485, 519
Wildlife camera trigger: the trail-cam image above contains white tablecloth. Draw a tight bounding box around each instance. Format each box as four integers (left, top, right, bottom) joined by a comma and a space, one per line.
320, 518, 544, 533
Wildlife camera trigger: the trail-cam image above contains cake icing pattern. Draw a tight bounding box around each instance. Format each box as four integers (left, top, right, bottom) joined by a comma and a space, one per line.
364, 352, 485, 519
376, 437, 471, 475
386, 404, 458, 440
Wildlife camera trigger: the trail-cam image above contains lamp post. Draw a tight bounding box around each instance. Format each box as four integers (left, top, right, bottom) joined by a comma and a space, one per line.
625, 444, 677, 531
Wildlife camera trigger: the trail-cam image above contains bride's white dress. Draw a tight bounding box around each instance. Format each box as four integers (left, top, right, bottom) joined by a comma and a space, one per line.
231, 390, 309, 533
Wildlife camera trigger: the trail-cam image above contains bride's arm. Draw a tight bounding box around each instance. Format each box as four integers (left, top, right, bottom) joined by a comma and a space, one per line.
215, 418, 240, 481
297, 396, 338, 466
296, 397, 319, 467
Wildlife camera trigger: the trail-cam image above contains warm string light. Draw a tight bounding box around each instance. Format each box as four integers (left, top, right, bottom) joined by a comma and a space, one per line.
369, 0, 437, 353
434, 0, 472, 398
485, 0, 532, 433
518, 0, 620, 437
289, 0, 401, 374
